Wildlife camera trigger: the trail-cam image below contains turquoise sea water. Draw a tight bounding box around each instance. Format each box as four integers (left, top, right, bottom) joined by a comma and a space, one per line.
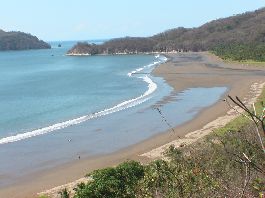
0, 41, 227, 187
0, 41, 163, 142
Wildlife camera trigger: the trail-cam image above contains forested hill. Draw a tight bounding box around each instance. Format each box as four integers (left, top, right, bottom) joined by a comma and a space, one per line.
0, 29, 51, 51
67, 7, 265, 55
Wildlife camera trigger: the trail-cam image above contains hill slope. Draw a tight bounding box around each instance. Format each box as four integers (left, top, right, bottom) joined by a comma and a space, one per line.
0, 30, 51, 51
67, 7, 265, 55
153, 7, 265, 51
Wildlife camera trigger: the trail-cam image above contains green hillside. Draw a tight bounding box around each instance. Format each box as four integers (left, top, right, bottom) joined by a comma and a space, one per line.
0, 29, 51, 51
68, 7, 265, 55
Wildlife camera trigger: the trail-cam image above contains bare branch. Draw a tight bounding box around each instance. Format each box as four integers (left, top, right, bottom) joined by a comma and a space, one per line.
225, 96, 265, 153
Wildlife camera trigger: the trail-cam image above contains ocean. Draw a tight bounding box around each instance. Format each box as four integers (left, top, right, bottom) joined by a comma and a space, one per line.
0, 40, 227, 186
0, 41, 165, 143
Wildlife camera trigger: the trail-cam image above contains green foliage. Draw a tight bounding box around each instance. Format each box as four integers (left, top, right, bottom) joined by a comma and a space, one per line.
58, 188, 70, 198
212, 43, 265, 62
252, 177, 265, 192
138, 149, 218, 198
73, 156, 218, 198
213, 115, 249, 135
38, 195, 50, 198
255, 87, 265, 115
206, 126, 265, 196
140, 159, 175, 197
74, 161, 144, 198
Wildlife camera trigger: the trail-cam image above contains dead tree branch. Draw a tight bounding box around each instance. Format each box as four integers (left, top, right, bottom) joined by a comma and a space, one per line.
225, 95, 265, 154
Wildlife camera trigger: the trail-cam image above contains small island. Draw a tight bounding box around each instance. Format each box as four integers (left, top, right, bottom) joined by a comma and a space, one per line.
0, 29, 51, 51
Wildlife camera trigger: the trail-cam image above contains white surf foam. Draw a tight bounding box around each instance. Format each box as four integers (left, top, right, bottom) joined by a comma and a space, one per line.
0, 55, 166, 145
127, 55, 164, 77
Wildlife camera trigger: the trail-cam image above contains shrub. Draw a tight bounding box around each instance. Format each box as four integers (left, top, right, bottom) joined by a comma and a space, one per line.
74, 161, 144, 198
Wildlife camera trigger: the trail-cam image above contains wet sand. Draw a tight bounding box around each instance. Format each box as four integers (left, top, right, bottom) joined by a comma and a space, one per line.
1, 52, 265, 198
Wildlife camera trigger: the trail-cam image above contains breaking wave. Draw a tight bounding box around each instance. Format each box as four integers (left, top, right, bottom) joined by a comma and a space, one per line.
0, 55, 167, 144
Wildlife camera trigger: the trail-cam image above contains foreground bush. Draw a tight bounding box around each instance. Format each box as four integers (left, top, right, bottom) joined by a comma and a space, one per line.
73, 161, 144, 198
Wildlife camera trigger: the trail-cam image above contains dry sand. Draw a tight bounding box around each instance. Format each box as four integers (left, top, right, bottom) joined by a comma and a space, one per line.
1, 52, 265, 198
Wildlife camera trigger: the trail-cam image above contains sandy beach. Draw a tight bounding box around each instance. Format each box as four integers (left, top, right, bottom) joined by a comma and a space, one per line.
1, 52, 265, 198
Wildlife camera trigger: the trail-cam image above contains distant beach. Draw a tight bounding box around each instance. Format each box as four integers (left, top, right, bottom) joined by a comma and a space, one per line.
1, 52, 265, 198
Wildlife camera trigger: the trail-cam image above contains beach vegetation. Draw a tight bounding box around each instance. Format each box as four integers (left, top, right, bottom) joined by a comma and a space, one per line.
73, 161, 144, 198
58, 188, 70, 198
65, 88, 265, 198
38, 195, 50, 198
212, 43, 265, 62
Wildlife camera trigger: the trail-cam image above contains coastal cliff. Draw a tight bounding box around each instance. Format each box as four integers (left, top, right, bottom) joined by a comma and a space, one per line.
0, 29, 51, 51
67, 7, 265, 55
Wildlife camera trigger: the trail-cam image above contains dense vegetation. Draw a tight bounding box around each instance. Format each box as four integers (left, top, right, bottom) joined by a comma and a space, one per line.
212, 43, 265, 61
67, 7, 265, 55
0, 29, 51, 51
51, 90, 265, 198
68, 37, 156, 55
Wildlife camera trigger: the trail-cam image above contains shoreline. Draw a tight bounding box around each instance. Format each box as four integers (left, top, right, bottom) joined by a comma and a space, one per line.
141, 81, 265, 159
39, 81, 264, 198
1, 52, 265, 198
66, 51, 178, 56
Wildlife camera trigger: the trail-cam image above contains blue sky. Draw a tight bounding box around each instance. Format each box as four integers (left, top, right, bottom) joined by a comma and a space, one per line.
0, 0, 264, 41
